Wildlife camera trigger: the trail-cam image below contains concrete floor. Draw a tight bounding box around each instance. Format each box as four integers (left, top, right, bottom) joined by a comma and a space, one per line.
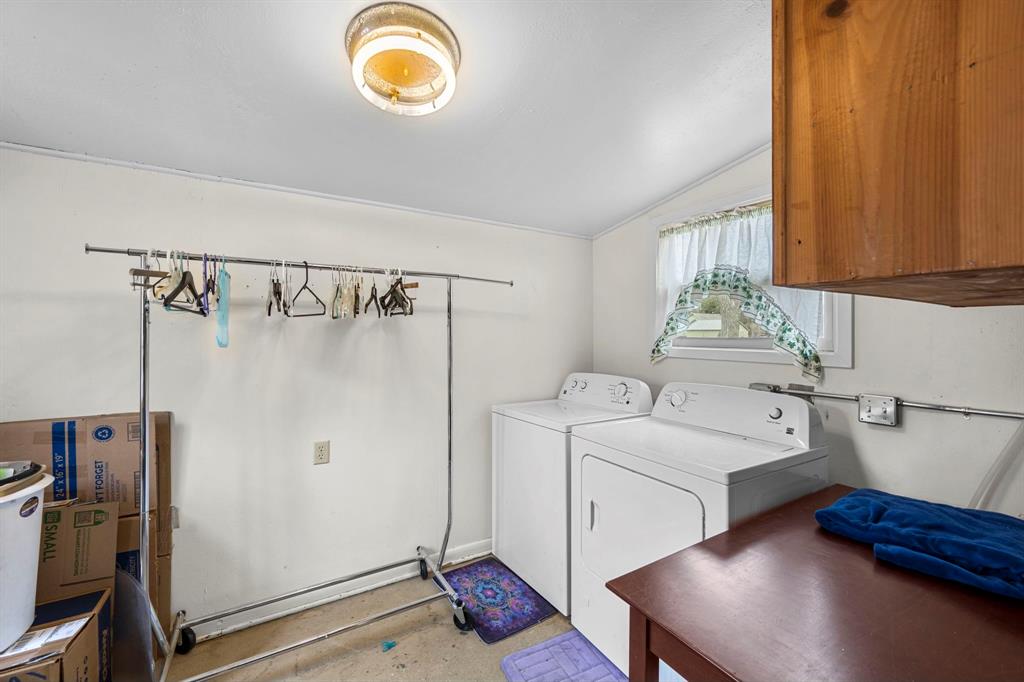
168, 565, 573, 682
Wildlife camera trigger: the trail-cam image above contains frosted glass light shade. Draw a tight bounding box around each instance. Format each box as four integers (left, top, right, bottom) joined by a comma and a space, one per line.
345, 3, 461, 116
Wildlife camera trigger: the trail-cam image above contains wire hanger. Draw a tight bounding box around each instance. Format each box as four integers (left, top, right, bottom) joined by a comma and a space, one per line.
290, 260, 326, 317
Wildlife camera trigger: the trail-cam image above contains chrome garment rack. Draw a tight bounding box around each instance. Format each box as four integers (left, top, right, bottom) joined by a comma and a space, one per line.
84, 244, 513, 682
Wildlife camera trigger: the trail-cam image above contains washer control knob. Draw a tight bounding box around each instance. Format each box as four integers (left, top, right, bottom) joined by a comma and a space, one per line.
614, 382, 629, 398
571, 380, 578, 388
769, 407, 783, 420
669, 391, 686, 408
580, 380, 588, 390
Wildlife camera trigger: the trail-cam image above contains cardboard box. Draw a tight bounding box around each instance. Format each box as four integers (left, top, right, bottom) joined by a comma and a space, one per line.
36, 501, 119, 605
0, 590, 112, 682
0, 411, 172, 555
116, 515, 172, 635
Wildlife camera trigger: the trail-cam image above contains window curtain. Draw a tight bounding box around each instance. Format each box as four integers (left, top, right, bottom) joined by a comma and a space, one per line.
652, 202, 824, 380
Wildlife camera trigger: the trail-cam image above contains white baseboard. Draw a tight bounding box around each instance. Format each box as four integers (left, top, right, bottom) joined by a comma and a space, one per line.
194, 538, 493, 642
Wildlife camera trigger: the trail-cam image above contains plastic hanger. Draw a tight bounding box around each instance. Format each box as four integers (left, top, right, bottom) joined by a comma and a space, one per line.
282, 260, 293, 317
380, 268, 413, 316
290, 260, 326, 317
267, 263, 283, 316
162, 252, 207, 316
353, 269, 362, 318
152, 249, 180, 301
331, 268, 343, 319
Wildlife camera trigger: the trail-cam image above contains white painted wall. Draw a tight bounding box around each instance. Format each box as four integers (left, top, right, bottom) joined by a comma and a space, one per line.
593, 148, 1024, 517
0, 148, 593, 632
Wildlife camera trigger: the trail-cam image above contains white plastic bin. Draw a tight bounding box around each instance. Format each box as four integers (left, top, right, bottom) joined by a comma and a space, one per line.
0, 472, 53, 652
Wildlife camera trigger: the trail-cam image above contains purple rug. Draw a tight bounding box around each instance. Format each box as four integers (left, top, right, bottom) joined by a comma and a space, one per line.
501, 629, 627, 682
441, 557, 556, 644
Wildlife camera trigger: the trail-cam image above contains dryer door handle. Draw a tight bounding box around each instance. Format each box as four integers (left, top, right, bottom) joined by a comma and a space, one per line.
588, 499, 599, 531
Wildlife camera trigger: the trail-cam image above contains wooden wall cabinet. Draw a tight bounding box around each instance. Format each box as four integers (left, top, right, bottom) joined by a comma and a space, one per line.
772, 0, 1024, 306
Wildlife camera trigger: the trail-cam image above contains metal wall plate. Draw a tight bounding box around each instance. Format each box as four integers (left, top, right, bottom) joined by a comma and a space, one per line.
859, 394, 899, 426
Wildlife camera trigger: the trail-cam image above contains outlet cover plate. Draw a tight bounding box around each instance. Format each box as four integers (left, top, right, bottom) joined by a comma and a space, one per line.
313, 440, 331, 465
858, 394, 899, 427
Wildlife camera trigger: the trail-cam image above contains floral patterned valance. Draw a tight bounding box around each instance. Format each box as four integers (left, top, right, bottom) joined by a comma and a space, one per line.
651, 265, 823, 381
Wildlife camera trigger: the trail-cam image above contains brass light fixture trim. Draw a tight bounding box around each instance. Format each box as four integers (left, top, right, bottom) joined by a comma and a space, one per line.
345, 3, 461, 116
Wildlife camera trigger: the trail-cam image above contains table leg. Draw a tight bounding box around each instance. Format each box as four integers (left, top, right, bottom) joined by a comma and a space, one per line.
629, 607, 660, 682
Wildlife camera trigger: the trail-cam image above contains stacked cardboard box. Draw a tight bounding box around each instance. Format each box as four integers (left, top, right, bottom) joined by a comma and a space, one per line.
0, 412, 173, 633
36, 500, 119, 602
0, 590, 113, 682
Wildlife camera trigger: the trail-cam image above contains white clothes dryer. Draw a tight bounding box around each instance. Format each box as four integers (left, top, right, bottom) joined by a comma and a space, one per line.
570, 382, 829, 673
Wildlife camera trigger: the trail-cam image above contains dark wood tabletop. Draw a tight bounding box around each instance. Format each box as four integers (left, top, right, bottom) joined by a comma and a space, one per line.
607, 484, 1024, 682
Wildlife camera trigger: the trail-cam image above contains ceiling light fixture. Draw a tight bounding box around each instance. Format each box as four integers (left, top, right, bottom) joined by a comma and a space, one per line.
345, 3, 461, 117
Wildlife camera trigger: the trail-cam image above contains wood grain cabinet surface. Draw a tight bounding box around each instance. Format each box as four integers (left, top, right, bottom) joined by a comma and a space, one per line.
772, 0, 1024, 305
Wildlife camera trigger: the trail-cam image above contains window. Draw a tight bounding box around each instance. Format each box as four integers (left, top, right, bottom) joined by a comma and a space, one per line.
653, 199, 852, 377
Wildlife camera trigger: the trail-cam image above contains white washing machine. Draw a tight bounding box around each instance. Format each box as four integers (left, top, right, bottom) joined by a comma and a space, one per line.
570, 382, 829, 674
492, 373, 653, 615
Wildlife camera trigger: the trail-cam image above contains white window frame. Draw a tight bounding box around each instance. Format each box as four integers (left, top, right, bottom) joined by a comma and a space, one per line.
652, 189, 853, 369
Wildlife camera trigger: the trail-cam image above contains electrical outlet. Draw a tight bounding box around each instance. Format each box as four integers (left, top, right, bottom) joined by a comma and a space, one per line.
858, 394, 899, 427
313, 440, 330, 465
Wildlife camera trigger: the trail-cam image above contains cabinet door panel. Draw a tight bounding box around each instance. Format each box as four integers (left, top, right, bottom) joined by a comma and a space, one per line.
773, 0, 1024, 305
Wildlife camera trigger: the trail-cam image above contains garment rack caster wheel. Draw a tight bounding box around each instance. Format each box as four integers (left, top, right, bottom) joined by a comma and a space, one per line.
453, 608, 474, 632
419, 558, 429, 580
176, 627, 197, 655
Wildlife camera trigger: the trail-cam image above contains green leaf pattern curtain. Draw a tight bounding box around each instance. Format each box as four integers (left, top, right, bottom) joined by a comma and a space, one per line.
651, 265, 823, 380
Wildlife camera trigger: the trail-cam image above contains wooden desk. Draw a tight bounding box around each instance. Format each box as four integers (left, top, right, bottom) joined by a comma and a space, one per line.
607, 485, 1024, 682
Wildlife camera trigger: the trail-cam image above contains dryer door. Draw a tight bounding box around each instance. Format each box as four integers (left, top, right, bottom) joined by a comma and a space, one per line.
577, 455, 704, 674
581, 456, 704, 580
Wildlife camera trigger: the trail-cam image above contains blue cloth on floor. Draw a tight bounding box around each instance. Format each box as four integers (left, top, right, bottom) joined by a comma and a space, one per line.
815, 488, 1024, 599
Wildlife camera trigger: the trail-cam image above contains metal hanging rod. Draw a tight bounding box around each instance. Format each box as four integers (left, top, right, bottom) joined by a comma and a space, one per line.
84, 244, 514, 287
750, 383, 1024, 421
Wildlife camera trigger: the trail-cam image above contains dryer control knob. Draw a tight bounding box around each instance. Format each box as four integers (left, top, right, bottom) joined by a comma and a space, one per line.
669, 391, 686, 408
769, 407, 783, 420
614, 382, 629, 398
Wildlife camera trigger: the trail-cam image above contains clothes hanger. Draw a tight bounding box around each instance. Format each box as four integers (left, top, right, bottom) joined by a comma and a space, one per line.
282, 260, 293, 317
200, 253, 213, 316
340, 270, 356, 319
162, 252, 207, 316
380, 268, 413, 316
353, 268, 362, 318
290, 260, 326, 317
131, 250, 171, 292
364, 273, 381, 318
330, 268, 342, 319
152, 249, 179, 301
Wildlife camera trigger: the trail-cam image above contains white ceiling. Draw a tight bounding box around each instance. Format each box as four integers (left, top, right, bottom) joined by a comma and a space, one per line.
0, 1, 771, 237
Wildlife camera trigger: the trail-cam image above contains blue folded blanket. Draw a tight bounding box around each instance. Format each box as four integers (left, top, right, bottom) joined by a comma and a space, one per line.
815, 488, 1024, 600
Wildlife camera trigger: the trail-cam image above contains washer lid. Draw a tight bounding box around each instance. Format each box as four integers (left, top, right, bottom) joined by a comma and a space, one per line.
493, 400, 649, 433
572, 417, 824, 484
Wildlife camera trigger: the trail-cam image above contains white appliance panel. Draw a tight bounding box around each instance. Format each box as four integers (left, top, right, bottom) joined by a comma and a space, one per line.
572, 418, 823, 485
491, 414, 569, 613
493, 401, 645, 433
654, 382, 824, 448
580, 456, 704, 581
491, 373, 653, 617
568, 383, 829, 677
